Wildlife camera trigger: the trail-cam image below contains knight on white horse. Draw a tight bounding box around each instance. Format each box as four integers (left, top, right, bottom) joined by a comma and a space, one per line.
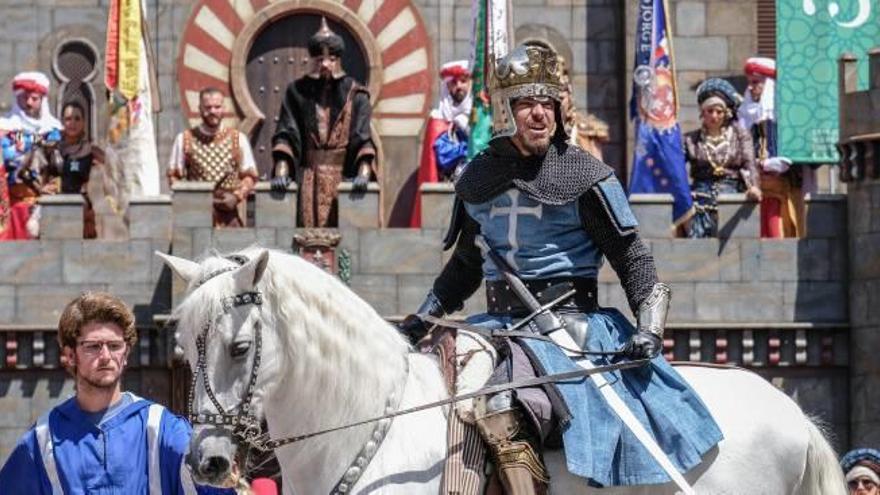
400, 42, 718, 494
161, 247, 845, 495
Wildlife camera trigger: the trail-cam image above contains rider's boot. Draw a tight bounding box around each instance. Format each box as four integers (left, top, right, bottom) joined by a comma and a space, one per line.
474, 392, 549, 495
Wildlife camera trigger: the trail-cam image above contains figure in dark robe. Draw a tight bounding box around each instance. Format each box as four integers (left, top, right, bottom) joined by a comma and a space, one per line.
270, 17, 376, 228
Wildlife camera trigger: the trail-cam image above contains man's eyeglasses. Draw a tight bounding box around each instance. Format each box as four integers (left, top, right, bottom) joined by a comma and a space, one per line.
848, 478, 878, 490
77, 340, 127, 356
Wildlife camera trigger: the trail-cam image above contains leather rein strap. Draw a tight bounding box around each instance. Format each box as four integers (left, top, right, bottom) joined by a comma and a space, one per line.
256, 357, 650, 449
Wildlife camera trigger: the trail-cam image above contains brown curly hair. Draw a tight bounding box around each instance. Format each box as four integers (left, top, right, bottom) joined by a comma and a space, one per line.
57, 292, 137, 350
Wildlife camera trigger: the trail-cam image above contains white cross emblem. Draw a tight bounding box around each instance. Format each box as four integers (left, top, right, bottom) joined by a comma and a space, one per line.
489, 190, 543, 270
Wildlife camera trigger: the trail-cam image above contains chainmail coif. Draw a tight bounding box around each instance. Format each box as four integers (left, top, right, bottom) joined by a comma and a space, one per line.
455, 138, 613, 205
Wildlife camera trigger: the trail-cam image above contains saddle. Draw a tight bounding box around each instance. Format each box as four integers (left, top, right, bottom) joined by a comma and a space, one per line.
417, 327, 502, 495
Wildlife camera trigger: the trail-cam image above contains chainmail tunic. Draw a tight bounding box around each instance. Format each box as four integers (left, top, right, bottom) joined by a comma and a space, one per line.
455, 139, 613, 206
434, 139, 658, 314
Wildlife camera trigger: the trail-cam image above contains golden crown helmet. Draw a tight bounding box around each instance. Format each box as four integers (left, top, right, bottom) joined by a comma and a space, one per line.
488, 43, 566, 141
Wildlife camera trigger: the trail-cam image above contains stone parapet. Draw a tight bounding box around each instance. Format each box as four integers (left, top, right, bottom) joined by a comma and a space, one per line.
716, 193, 760, 238
129, 196, 173, 240
338, 183, 381, 229
804, 194, 847, 238
629, 193, 674, 238
171, 182, 213, 228
38, 194, 84, 240
419, 182, 455, 230
254, 182, 297, 229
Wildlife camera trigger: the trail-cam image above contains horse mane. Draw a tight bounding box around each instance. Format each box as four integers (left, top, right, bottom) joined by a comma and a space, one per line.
173, 246, 411, 433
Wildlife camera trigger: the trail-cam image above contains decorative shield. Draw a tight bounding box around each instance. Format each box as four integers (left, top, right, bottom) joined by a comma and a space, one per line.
292, 229, 348, 281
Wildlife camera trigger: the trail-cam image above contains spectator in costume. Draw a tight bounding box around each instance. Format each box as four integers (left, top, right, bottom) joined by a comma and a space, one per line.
842, 449, 880, 495
0, 292, 233, 494
270, 17, 377, 228
47, 101, 104, 238
0, 71, 62, 240
410, 59, 473, 227
684, 78, 761, 238
168, 87, 257, 228
431, 60, 473, 180
739, 57, 804, 238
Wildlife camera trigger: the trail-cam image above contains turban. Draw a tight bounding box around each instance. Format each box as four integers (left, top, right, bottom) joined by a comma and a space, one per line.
440, 60, 470, 82
744, 57, 776, 79
12, 71, 50, 96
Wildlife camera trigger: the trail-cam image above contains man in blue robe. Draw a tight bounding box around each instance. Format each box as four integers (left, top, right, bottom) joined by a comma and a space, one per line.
0, 292, 233, 494
401, 43, 723, 493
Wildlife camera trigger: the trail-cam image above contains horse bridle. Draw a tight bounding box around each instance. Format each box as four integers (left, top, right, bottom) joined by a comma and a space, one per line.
187, 255, 266, 450
184, 254, 406, 494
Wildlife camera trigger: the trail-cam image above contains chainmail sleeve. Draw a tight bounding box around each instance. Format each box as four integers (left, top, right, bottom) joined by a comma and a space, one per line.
579, 189, 658, 315
432, 211, 484, 313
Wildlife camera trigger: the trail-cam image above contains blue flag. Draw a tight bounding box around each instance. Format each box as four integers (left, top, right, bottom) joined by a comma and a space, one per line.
629, 0, 693, 225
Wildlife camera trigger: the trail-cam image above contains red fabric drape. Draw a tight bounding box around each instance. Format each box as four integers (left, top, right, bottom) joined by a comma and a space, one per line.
409, 117, 449, 227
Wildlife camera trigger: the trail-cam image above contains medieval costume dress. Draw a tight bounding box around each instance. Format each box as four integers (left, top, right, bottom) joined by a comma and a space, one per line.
404, 44, 722, 491
685, 78, 759, 238
0, 72, 62, 240
51, 137, 105, 238
168, 125, 258, 227
271, 20, 376, 228
739, 57, 804, 238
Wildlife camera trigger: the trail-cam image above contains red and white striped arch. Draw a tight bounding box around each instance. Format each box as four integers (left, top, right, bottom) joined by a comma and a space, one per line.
176, 0, 434, 137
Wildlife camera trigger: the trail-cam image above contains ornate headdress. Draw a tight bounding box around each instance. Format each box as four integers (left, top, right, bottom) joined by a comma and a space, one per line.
308, 17, 345, 57
695, 78, 742, 111
488, 43, 566, 141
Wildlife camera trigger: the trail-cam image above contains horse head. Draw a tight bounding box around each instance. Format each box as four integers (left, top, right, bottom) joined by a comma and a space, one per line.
159, 248, 281, 487
158, 247, 412, 492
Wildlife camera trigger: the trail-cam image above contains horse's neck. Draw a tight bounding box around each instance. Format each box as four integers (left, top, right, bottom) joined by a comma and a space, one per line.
264, 345, 408, 493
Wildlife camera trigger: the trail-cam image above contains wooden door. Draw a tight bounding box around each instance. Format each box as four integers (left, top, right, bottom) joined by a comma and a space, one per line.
245, 14, 369, 177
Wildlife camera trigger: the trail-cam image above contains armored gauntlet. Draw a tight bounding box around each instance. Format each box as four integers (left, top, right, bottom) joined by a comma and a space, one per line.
624, 283, 671, 360
399, 290, 446, 345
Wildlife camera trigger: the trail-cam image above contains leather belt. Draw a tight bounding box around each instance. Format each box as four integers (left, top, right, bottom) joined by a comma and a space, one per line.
486, 277, 598, 316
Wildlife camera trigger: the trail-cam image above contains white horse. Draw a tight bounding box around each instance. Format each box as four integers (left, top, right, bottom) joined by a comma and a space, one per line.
159, 247, 846, 495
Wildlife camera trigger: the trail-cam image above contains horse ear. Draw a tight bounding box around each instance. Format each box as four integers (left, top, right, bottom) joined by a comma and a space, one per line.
155, 251, 201, 285
234, 249, 270, 290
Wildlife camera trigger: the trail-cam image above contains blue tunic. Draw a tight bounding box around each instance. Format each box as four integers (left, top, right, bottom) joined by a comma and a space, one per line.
464, 185, 723, 487
0, 393, 232, 495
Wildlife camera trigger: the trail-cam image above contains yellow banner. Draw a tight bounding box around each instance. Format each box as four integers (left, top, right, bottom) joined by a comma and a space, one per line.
117, 0, 141, 100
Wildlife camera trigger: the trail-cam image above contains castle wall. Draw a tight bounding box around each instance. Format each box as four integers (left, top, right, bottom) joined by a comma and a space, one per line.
0, 189, 852, 459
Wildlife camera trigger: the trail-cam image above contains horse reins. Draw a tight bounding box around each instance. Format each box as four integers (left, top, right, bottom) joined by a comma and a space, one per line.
184, 254, 649, 493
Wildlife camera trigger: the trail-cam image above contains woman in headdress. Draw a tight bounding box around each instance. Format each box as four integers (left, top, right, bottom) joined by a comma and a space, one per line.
684, 78, 761, 238
51, 101, 102, 238
842, 448, 880, 495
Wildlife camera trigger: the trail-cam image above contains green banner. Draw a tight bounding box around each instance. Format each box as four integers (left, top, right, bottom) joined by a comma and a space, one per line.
777, 0, 880, 163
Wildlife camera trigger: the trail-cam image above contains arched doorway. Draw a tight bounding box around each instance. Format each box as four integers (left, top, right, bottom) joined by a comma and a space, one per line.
177, 0, 435, 202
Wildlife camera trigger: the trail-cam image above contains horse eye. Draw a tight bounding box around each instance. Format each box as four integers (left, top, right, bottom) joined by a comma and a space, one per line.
230, 341, 251, 359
